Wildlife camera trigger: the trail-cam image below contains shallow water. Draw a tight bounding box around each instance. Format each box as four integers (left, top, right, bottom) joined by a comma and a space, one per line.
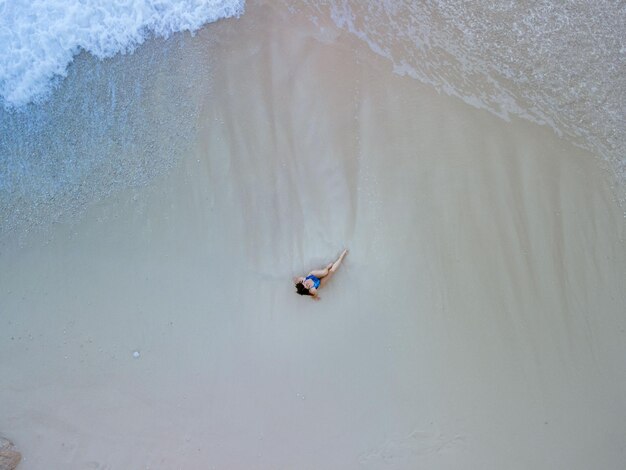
296, 0, 626, 188
0, 31, 216, 239
1, 0, 625, 237
1, 0, 242, 238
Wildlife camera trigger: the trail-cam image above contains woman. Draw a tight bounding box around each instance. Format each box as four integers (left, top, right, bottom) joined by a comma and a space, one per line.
294, 249, 348, 299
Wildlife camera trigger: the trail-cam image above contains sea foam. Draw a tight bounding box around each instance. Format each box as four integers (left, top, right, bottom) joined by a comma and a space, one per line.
0, 0, 245, 108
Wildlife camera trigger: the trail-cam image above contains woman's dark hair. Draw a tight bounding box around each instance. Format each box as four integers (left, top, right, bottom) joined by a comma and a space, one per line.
295, 281, 313, 296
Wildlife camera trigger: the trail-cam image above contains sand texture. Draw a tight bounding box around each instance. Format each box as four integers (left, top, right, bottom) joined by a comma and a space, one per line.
1, 2, 625, 469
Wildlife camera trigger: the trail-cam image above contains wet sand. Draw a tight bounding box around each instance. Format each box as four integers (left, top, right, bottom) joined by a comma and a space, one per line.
1, 2, 625, 469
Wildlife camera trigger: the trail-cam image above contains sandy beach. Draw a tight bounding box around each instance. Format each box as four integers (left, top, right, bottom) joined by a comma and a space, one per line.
1, 2, 625, 469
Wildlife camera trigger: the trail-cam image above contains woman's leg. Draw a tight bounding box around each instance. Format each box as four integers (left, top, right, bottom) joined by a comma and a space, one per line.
308, 263, 332, 279
329, 249, 348, 273
319, 249, 348, 287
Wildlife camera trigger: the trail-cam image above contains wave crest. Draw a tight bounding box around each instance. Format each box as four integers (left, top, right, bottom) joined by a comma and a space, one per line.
0, 0, 245, 107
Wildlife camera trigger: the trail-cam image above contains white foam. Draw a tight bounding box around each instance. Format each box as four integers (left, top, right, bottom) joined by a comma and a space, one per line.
0, 0, 245, 107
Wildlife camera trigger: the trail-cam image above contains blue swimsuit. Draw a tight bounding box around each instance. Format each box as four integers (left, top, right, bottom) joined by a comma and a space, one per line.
305, 274, 321, 289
